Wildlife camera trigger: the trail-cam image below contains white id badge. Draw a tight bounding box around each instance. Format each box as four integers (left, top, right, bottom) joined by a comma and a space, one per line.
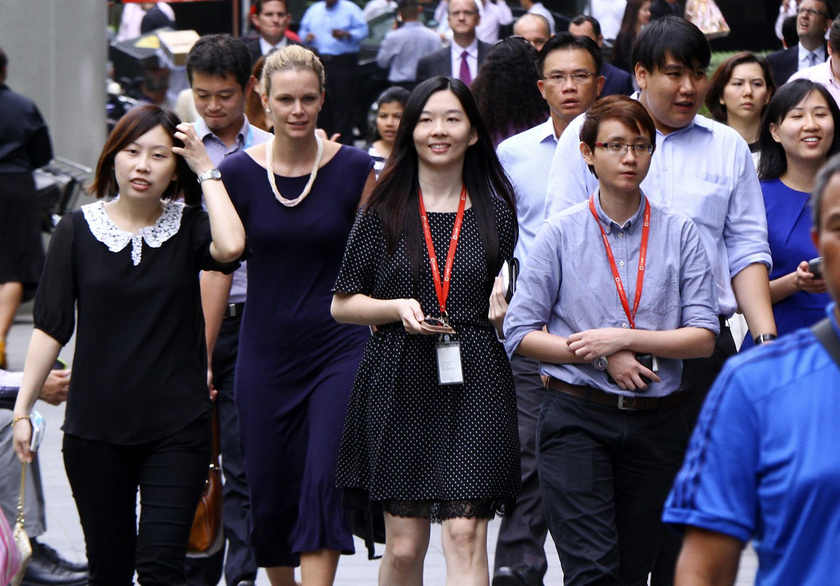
436, 335, 464, 386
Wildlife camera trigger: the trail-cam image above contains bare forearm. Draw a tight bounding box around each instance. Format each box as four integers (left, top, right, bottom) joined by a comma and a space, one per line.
516, 330, 588, 364
204, 180, 246, 263
201, 271, 233, 357
622, 327, 715, 359
732, 263, 776, 337
13, 329, 62, 418
769, 271, 798, 304
331, 293, 402, 326
675, 529, 742, 586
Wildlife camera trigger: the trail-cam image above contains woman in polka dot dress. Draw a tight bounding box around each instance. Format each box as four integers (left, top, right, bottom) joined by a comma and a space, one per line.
331, 76, 520, 583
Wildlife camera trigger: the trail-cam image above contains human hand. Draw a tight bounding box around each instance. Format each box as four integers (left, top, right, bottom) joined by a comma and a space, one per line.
794, 260, 827, 294
394, 298, 426, 334
605, 350, 660, 391
315, 128, 341, 143
488, 276, 508, 336
173, 122, 215, 176
13, 416, 33, 463
331, 28, 349, 39
39, 369, 71, 405
567, 328, 630, 361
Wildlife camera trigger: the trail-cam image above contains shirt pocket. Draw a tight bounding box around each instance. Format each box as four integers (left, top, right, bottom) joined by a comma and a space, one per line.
677, 175, 730, 238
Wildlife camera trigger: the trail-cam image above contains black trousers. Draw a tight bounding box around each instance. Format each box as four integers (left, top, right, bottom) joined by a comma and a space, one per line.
63, 415, 210, 586
493, 356, 548, 584
648, 321, 736, 586
186, 313, 258, 585
537, 390, 692, 586
319, 53, 359, 145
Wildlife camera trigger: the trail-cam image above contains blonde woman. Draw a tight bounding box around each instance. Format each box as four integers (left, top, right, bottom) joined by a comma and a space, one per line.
218, 45, 375, 585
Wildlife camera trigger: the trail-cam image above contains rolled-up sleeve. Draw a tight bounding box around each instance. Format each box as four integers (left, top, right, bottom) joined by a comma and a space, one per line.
503, 221, 563, 358
679, 218, 720, 334
724, 141, 772, 278
544, 114, 597, 220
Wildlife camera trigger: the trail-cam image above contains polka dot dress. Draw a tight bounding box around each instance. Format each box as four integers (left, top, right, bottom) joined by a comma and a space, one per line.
333, 197, 520, 521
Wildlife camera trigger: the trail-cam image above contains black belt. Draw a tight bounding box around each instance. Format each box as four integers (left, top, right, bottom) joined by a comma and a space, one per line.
545, 376, 690, 411
225, 303, 245, 318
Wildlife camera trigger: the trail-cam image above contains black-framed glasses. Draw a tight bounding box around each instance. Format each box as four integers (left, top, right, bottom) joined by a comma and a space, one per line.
594, 141, 654, 155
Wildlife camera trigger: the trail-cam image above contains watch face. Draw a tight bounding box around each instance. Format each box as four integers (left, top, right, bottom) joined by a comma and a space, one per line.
594, 356, 608, 371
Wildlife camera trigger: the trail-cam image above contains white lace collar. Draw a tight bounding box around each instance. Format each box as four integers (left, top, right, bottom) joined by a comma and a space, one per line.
81, 200, 185, 266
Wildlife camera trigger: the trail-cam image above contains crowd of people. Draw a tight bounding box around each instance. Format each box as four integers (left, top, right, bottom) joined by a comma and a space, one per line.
4, 0, 840, 585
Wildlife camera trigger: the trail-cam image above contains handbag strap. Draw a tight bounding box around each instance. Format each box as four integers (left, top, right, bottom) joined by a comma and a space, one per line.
209, 405, 220, 470
16, 463, 25, 527
811, 318, 840, 368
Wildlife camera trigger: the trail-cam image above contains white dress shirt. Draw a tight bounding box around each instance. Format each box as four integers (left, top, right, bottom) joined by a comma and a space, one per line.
259, 35, 289, 56
449, 38, 479, 80
789, 57, 840, 107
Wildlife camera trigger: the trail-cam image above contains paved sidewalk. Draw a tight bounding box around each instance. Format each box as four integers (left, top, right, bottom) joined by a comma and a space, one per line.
6, 314, 758, 585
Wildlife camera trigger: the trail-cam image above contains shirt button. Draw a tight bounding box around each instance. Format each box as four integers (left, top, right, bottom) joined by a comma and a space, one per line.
622, 322, 629, 328
619, 260, 625, 267
617, 232, 623, 238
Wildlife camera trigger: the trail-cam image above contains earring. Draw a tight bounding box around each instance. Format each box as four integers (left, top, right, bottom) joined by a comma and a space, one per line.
265, 108, 271, 114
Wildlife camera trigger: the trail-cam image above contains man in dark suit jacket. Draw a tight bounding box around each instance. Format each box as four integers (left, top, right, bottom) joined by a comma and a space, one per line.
766, 0, 831, 84
415, 0, 490, 82
569, 14, 634, 96
244, 0, 300, 66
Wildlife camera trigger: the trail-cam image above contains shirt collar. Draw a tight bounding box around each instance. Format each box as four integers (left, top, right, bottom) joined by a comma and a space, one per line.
260, 35, 287, 55
537, 118, 559, 144
454, 38, 478, 58
799, 42, 826, 65
591, 189, 647, 233
194, 114, 250, 147
629, 91, 712, 138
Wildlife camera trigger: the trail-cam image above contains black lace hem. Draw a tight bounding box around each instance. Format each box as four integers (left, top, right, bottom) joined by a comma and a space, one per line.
382, 498, 509, 523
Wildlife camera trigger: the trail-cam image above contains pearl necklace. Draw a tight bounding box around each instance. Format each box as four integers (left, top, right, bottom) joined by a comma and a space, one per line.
265, 133, 324, 207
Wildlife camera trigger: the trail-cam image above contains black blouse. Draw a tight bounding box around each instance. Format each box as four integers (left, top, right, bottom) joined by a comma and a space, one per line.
34, 201, 237, 444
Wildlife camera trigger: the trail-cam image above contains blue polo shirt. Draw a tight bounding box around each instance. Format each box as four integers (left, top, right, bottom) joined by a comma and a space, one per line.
663, 304, 840, 585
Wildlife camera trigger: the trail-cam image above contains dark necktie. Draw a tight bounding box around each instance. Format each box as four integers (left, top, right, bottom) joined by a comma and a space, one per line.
459, 50, 472, 85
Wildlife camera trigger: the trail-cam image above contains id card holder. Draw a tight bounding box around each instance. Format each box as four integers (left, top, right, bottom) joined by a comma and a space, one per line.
436, 333, 464, 386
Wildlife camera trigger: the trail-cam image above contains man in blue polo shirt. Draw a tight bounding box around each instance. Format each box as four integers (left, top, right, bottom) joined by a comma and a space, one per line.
663, 154, 840, 585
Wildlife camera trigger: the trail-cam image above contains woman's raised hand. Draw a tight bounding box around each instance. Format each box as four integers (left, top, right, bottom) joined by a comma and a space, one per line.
173, 122, 214, 177
794, 260, 828, 294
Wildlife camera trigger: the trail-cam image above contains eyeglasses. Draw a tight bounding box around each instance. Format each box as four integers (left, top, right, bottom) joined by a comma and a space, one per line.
798, 7, 828, 17
594, 141, 654, 155
544, 71, 596, 85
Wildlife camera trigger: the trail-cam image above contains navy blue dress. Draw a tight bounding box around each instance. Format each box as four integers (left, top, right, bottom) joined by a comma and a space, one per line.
742, 178, 830, 351
219, 146, 372, 567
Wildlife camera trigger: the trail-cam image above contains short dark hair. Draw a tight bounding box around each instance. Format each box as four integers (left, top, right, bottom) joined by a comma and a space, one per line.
579, 95, 656, 175
811, 152, 840, 230
632, 16, 711, 72
89, 105, 201, 205
187, 34, 252, 90
570, 14, 601, 38
782, 15, 799, 48
254, 0, 287, 14
0, 48, 7, 73
758, 79, 840, 180
537, 33, 602, 77
705, 52, 775, 123
830, 15, 840, 53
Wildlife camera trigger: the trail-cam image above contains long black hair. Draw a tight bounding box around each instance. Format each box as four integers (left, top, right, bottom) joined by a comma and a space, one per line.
757, 79, 840, 180
366, 76, 517, 283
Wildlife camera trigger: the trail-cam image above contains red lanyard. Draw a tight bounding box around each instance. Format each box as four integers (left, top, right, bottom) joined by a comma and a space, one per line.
588, 194, 650, 329
418, 185, 467, 317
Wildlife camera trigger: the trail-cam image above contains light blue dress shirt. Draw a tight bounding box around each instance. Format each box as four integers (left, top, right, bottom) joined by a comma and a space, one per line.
496, 118, 558, 265
376, 21, 442, 82
505, 194, 719, 397
545, 109, 771, 317
299, 0, 368, 55
194, 115, 273, 304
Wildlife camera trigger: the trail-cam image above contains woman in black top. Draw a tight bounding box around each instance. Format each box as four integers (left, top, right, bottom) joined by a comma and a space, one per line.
331, 77, 520, 584
12, 105, 245, 585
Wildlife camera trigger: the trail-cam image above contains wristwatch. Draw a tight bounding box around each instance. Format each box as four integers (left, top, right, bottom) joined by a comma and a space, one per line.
197, 168, 221, 184
593, 356, 608, 371
753, 333, 778, 345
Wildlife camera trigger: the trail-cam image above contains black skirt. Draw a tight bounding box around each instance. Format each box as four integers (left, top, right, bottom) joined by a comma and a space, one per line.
0, 172, 45, 300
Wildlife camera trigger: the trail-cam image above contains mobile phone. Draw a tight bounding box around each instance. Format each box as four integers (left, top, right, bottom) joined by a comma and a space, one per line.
29, 410, 46, 453
423, 316, 448, 328
808, 257, 823, 279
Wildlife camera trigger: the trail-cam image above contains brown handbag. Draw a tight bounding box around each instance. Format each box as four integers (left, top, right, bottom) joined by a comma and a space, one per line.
186, 407, 224, 557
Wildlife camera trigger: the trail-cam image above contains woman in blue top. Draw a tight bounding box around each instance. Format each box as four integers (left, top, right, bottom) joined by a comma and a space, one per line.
746, 80, 839, 349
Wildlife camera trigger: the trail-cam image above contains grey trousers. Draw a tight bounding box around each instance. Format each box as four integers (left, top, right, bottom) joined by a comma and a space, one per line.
0, 409, 46, 536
